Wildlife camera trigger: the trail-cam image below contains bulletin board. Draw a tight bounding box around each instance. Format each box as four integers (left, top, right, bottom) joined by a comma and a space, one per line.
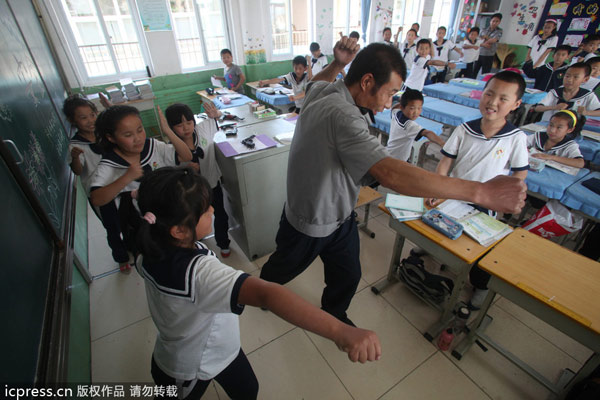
536, 0, 600, 48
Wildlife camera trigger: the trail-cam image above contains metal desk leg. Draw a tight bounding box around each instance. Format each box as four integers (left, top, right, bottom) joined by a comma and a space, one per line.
451, 289, 496, 359
371, 232, 405, 294
358, 203, 376, 238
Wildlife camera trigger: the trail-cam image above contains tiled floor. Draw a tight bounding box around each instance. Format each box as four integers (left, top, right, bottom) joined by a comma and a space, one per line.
87, 195, 592, 399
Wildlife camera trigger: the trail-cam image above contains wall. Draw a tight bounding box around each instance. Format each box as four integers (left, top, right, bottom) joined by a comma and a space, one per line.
368, 0, 394, 43
499, 0, 545, 46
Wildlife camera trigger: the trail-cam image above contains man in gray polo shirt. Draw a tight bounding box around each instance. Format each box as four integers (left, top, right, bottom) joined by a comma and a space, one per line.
474, 13, 503, 76
260, 38, 526, 325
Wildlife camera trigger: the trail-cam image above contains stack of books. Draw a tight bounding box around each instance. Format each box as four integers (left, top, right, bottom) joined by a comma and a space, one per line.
120, 78, 140, 101
85, 93, 102, 109
436, 200, 512, 247
105, 86, 125, 103
134, 80, 154, 99
253, 108, 277, 119
385, 194, 425, 221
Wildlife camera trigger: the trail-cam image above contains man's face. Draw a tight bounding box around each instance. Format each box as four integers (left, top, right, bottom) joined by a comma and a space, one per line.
356, 71, 403, 114
490, 17, 501, 30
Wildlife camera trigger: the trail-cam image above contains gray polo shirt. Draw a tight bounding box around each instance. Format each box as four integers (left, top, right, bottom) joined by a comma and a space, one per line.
479, 27, 502, 56
285, 79, 389, 237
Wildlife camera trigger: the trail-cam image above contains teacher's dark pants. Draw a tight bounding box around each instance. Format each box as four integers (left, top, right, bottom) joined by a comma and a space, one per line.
260, 210, 361, 321
473, 55, 494, 77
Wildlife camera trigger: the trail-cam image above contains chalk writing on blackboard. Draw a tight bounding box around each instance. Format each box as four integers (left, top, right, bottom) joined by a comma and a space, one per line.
0, 103, 13, 122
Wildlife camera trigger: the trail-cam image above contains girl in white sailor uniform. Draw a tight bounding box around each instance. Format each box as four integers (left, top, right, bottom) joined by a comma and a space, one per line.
400, 29, 418, 69
528, 110, 585, 168
89, 105, 192, 272
526, 19, 558, 68
430, 26, 462, 83
135, 167, 381, 400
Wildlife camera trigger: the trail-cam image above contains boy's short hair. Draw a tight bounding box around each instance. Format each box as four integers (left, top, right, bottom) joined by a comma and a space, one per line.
437, 26, 446, 32
416, 38, 430, 49
586, 56, 600, 66
383, 27, 391, 34
554, 44, 571, 54
582, 34, 600, 44
491, 13, 502, 20
568, 62, 592, 77
346, 43, 407, 89
484, 70, 525, 99
349, 31, 360, 39
412, 23, 420, 29
469, 27, 480, 34
400, 89, 424, 108
220, 48, 232, 56
292, 55, 308, 67
309, 42, 320, 52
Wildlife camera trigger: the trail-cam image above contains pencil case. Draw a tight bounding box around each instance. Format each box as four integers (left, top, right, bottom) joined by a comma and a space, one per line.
421, 209, 463, 240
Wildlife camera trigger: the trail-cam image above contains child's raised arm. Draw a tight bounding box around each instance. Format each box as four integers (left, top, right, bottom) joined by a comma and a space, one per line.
238, 276, 381, 363
157, 106, 193, 162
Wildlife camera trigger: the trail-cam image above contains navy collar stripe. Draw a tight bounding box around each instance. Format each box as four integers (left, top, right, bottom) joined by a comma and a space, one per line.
463, 119, 521, 139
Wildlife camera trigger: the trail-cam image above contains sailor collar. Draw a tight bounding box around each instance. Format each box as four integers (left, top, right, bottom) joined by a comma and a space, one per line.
463, 119, 521, 139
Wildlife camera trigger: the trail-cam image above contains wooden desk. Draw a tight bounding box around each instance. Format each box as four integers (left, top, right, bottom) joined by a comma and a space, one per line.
372, 202, 497, 341
453, 229, 600, 397
245, 80, 261, 96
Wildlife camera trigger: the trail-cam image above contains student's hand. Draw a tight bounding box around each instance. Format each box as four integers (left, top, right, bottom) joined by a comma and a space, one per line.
130, 189, 138, 200
288, 95, 295, 102
477, 175, 527, 214
125, 162, 144, 182
333, 36, 361, 66
339, 31, 344, 39
99, 92, 112, 109
531, 153, 552, 160
203, 101, 222, 119
70, 147, 84, 159
577, 106, 587, 116
306, 55, 311, 64
335, 326, 381, 363
555, 103, 568, 110
258, 80, 265, 87
157, 106, 170, 131
189, 162, 200, 172
426, 198, 443, 208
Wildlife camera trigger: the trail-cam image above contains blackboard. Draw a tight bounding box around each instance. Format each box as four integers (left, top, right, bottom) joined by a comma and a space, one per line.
0, 0, 70, 235
537, 0, 600, 48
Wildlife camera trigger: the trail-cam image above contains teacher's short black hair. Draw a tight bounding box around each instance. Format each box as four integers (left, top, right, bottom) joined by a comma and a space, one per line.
346, 43, 407, 89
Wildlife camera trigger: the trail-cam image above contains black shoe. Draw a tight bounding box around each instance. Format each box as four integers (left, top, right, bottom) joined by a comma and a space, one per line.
410, 247, 427, 257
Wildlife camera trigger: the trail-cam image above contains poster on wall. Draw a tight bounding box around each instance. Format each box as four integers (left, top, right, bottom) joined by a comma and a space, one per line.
568, 18, 591, 31
563, 34, 585, 47
505, 0, 546, 44
138, 0, 172, 31
537, 0, 600, 48
548, 2, 569, 16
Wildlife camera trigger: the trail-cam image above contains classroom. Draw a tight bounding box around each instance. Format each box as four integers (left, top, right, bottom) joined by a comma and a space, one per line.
1, 0, 600, 399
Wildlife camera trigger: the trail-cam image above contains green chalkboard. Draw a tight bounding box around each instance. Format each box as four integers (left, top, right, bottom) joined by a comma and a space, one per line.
0, 0, 70, 235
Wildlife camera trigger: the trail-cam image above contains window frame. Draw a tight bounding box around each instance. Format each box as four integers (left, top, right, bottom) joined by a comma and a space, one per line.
391, 0, 425, 40
268, 0, 294, 60
333, 0, 362, 48
169, 0, 233, 72
51, 0, 153, 86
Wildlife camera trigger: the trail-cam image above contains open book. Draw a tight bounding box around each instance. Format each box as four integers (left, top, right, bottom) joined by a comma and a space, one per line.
385, 193, 425, 221
436, 200, 512, 247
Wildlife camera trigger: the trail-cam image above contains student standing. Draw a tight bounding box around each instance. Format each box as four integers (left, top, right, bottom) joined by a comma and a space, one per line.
459, 27, 483, 79
260, 39, 527, 325
382, 27, 393, 46
308, 42, 328, 75
404, 39, 452, 91
259, 56, 310, 113
526, 19, 558, 68
430, 26, 463, 83
399, 29, 418, 69
474, 13, 503, 76
522, 45, 570, 92
212, 49, 246, 94
136, 167, 381, 400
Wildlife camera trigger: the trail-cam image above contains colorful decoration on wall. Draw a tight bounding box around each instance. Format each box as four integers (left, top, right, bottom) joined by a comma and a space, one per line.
511, 1, 541, 36
537, 0, 600, 47
243, 32, 266, 65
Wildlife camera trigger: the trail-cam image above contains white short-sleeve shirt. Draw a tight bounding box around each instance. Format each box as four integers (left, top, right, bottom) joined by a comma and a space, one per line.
432, 39, 455, 63
527, 34, 558, 66
139, 241, 249, 381
401, 43, 417, 69
581, 76, 600, 93
284, 72, 309, 108
441, 119, 529, 182
538, 87, 600, 121
67, 132, 103, 194
90, 138, 177, 194
176, 116, 222, 189
387, 110, 426, 161
404, 55, 431, 91
526, 131, 583, 159
311, 54, 329, 75
461, 39, 483, 64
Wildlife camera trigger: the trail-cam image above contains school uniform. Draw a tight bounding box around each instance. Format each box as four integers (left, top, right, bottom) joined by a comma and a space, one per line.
527, 131, 583, 159
401, 42, 417, 69
537, 87, 600, 121
387, 110, 427, 161
404, 55, 430, 91
68, 132, 103, 193
581, 76, 600, 94
527, 34, 558, 66
431, 39, 456, 83
90, 138, 177, 263
311, 53, 328, 75
441, 118, 529, 183
522, 61, 568, 92
283, 71, 309, 110
139, 242, 257, 397
176, 117, 230, 250
571, 51, 598, 64
224, 64, 244, 94
460, 38, 483, 79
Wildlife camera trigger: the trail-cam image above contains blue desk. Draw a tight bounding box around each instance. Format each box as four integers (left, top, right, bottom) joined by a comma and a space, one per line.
448, 79, 546, 104
560, 171, 600, 219
422, 83, 470, 102
372, 108, 444, 135
449, 78, 485, 90
212, 94, 253, 110
256, 90, 293, 106
525, 167, 590, 200
421, 98, 481, 126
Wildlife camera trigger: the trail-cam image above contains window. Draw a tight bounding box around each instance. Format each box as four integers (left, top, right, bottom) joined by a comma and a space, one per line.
427, 0, 454, 39
169, 0, 230, 70
391, 0, 424, 39
269, 0, 309, 57
57, 0, 149, 81
333, 0, 361, 47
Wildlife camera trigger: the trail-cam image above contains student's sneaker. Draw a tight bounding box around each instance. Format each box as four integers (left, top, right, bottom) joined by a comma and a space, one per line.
119, 263, 132, 274
220, 248, 231, 258
467, 288, 489, 311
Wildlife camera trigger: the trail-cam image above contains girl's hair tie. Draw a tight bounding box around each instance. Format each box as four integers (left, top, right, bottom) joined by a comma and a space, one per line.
143, 212, 157, 225
556, 109, 577, 126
